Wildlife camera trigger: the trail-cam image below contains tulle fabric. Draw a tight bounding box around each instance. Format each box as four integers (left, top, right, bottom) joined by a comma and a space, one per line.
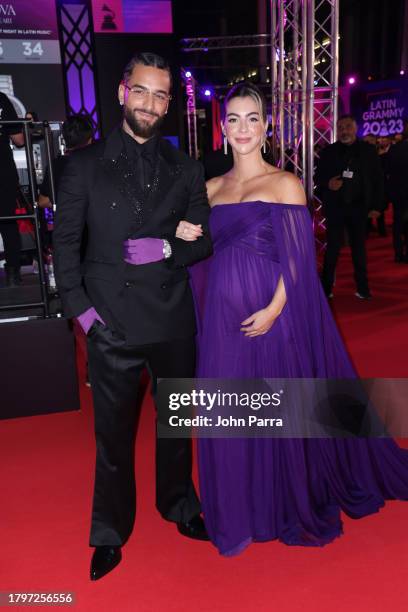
191, 201, 408, 556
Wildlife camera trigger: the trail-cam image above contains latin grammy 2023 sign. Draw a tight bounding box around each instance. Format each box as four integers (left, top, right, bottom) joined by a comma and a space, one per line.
352, 79, 408, 137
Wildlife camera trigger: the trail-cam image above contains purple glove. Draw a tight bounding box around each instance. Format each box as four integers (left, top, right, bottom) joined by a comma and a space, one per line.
77, 307, 105, 335
124, 238, 164, 265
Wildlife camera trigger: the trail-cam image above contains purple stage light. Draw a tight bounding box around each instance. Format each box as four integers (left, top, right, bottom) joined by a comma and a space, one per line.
204, 89, 212, 97
185, 71, 192, 78
348, 76, 356, 85
400, 70, 405, 76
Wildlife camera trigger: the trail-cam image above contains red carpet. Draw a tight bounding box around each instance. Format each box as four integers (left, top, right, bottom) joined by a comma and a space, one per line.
1, 227, 408, 612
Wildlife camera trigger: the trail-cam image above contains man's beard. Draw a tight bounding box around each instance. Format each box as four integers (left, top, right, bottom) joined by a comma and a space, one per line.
124, 105, 165, 139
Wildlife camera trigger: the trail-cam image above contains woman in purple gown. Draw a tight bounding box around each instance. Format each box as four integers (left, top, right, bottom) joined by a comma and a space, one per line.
176, 83, 408, 556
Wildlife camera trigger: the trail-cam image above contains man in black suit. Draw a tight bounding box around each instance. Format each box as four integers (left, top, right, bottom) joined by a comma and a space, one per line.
315, 115, 384, 299
53, 52, 212, 580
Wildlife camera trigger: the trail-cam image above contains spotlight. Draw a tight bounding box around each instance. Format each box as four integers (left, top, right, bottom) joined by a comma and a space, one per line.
400, 69, 405, 76
204, 89, 212, 97
185, 71, 192, 78
348, 76, 356, 85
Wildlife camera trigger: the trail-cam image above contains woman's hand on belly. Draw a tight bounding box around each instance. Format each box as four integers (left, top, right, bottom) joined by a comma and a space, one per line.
240, 306, 281, 337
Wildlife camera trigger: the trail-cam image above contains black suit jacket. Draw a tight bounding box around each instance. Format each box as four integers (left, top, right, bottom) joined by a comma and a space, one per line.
315, 140, 384, 217
386, 140, 408, 202
53, 128, 212, 345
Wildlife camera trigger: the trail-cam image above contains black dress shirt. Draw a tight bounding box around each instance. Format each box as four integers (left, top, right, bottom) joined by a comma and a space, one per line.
121, 129, 159, 188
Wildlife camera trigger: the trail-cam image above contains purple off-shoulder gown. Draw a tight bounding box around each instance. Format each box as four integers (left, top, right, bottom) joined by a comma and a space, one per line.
192, 201, 408, 556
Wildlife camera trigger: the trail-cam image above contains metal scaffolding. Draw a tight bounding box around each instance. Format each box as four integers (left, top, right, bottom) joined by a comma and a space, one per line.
180, 0, 339, 214
181, 69, 199, 160
181, 33, 272, 52
271, 0, 339, 208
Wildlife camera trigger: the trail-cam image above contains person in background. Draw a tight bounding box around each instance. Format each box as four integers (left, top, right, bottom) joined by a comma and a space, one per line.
315, 115, 384, 299
363, 134, 377, 146
374, 134, 392, 237
387, 120, 408, 263
25, 110, 42, 141
38, 115, 94, 209
25, 110, 38, 122
0, 92, 24, 287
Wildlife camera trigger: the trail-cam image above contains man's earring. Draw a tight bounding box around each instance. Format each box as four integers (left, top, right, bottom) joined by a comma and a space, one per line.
223, 134, 228, 155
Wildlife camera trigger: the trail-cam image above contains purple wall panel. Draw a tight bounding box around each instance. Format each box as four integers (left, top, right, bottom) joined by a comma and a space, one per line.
57, 0, 101, 136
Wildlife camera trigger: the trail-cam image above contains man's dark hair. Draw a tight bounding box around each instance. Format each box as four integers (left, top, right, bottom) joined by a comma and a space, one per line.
337, 114, 357, 123
62, 115, 94, 150
26, 110, 39, 122
122, 52, 173, 89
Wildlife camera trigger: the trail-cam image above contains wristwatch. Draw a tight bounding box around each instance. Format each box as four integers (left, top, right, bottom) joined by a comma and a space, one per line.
163, 239, 172, 259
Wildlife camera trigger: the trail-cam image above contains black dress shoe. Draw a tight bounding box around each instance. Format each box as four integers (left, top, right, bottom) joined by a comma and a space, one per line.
355, 291, 372, 300
90, 546, 122, 581
177, 515, 210, 541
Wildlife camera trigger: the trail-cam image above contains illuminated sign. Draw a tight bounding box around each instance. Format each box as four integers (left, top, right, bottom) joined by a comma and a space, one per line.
92, 0, 173, 34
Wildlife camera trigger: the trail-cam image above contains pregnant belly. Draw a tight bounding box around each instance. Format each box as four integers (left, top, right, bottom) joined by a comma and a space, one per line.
206, 249, 283, 335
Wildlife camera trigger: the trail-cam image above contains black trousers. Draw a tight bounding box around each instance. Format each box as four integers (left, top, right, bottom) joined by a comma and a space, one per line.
392, 199, 408, 258
0, 185, 21, 268
322, 212, 369, 295
87, 323, 200, 547
367, 211, 386, 236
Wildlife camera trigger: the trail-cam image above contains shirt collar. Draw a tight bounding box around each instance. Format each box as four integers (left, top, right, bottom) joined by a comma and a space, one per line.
121, 129, 159, 160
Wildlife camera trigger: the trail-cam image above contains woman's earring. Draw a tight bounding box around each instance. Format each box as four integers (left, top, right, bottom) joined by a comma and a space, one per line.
262, 137, 267, 154
223, 135, 228, 155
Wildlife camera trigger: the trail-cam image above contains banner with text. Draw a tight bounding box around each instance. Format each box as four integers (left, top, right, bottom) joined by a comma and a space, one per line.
352, 78, 408, 137
0, 0, 60, 64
